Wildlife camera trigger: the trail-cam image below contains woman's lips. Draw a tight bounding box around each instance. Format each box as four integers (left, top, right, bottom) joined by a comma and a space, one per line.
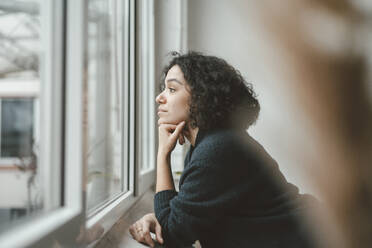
157, 110, 167, 116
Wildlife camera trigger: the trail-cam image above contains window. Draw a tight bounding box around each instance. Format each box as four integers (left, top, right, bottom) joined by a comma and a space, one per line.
85, 0, 128, 214
0, 0, 75, 246
0, 0, 154, 246
84, 0, 141, 240
137, 0, 156, 195
1, 99, 35, 158
0, 0, 45, 227
139, 0, 155, 173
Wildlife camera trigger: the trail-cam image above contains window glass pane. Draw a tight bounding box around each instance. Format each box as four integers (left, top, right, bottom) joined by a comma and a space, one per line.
139, 0, 155, 173
0, 1, 43, 225
85, 0, 124, 212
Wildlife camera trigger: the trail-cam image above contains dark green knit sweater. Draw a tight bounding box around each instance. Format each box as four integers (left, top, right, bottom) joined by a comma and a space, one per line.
154, 129, 316, 248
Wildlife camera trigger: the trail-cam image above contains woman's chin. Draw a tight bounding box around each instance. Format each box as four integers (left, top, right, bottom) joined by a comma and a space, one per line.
157, 118, 185, 126
157, 118, 173, 125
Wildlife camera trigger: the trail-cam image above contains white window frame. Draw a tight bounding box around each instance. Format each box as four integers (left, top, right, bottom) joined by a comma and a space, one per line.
136, 0, 156, 197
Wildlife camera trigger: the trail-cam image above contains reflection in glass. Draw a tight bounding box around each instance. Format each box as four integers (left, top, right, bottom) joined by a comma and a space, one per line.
85, 0, 124, 212
0, 1, 42, 225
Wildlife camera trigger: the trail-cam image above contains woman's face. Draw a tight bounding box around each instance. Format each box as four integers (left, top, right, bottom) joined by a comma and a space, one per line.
156, 65, 191, 126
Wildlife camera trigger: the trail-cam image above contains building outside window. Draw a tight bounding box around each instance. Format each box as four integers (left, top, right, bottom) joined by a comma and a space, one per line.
0, 0, 42, 225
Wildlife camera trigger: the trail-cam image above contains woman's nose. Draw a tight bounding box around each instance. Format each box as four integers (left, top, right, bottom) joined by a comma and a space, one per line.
156, 91, 166, 104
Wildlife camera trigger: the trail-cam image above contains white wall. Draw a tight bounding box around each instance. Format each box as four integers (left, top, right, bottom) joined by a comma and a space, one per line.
187, 0, 318, 195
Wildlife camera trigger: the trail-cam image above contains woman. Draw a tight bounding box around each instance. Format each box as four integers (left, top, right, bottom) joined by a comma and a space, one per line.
130, 52, 316, 247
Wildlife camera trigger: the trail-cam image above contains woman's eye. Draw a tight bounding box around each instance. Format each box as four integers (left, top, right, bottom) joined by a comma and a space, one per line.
169, 88, 176, 93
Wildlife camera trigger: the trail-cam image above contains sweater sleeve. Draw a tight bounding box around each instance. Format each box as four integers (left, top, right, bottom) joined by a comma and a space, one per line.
154, 159, 244, 247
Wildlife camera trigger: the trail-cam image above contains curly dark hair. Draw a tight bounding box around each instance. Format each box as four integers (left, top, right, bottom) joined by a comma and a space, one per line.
161, 51, 260, 130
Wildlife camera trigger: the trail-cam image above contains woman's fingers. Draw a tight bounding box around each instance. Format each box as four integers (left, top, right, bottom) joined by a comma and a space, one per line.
170, 121, 185, 140
179, 133, 185, 145
158, 121, 186, 154
129, 223, 155, 247
142, 228, 155, 247
159, 124, 185, 145
129, 224, 139, 240
155, 222, 164, 244
160, 123, 177, 130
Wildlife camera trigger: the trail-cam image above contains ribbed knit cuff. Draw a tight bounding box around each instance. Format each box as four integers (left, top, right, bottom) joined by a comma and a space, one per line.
154, 190, 178, 220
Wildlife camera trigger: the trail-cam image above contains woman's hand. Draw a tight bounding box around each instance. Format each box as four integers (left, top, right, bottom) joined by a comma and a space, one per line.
129, 213, 163, 247
158, 121, 186, 156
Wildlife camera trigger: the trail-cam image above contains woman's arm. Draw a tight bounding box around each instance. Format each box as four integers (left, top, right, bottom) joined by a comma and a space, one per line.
156, 152, 174, 192
156, 121, 185, 192
129, 121, 185, 246
154, 160, 231, 247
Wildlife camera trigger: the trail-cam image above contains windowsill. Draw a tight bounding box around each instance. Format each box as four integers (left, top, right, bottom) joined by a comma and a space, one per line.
94, 187, 164, 248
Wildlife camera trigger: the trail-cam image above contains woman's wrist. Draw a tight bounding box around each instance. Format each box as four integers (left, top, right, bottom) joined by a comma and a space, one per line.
157, 147, 171, 159
156, 149, 175, 192
157, 153, 171, 168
